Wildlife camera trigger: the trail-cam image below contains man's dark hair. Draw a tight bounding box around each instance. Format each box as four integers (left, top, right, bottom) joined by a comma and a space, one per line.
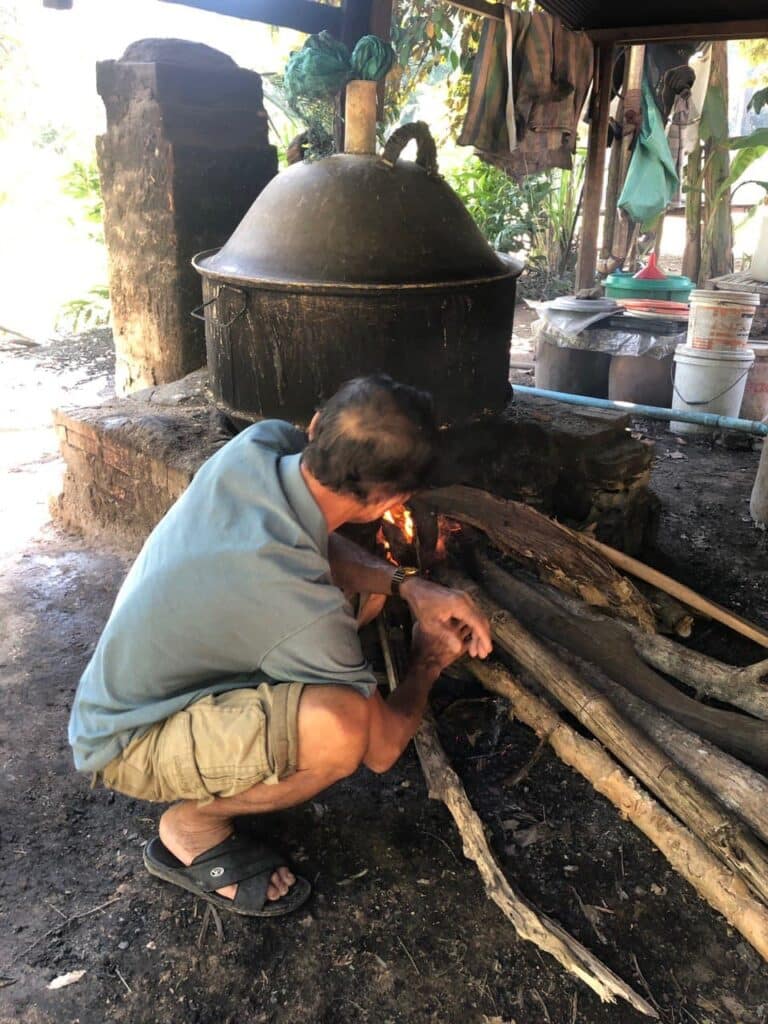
302, 375, 438, 501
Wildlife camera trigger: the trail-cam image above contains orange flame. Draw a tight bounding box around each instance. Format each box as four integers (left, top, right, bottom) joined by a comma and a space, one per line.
376, 504, 416, 565
383, 505, 416, 543
434, 515, 462, 560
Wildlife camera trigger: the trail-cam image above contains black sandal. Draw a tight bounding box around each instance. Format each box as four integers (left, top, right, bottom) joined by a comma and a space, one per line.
143, 834, 311, 917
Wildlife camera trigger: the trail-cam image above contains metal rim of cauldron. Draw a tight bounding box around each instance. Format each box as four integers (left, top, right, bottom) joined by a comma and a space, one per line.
192, 248, 523, 295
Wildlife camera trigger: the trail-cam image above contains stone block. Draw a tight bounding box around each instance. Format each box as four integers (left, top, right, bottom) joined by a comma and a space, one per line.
96, 39, 278, 394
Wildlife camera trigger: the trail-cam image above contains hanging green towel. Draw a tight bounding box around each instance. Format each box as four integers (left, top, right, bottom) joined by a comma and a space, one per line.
618, 77, 679, 227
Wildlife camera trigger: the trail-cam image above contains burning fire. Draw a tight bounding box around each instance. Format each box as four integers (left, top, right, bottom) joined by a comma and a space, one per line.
377, 504, 461, 566
435, 514, 462, 559
377, 504, 416, 564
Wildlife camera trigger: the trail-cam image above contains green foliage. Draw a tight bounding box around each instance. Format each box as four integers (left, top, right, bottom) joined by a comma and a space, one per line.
446, 155, 584, 299
61, 157, 103, 230
533, 156, 586, 278
56, 286, 110, 334
0, 3, 26, 141
387, 0, 481, 131
738, 39, 768, 69
445, 157, 548, 253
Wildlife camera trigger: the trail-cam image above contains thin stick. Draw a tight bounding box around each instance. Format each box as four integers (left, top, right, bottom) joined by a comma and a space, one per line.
115, 967, 132, 995
584, 534, 768, 649
376, 618, 657, 1016
396, 935, 421, 975
467, 657, 768, 962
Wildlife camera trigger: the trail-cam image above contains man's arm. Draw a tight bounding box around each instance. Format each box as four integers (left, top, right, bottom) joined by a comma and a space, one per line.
362, 626, 464, 773
328, 532, 492, 659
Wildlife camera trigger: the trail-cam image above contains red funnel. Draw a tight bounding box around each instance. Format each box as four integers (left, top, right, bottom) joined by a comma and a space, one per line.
633, 253, 667, 280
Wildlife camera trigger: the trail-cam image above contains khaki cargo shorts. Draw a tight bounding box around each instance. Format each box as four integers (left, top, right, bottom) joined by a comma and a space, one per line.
100, 682, 304, 805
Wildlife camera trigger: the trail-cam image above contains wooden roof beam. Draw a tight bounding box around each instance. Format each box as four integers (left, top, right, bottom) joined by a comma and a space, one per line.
158, 0, 343, 35
588, 18, 768, 43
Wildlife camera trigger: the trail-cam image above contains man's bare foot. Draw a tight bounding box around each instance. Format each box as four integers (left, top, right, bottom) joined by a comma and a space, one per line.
159, 803, 295, 902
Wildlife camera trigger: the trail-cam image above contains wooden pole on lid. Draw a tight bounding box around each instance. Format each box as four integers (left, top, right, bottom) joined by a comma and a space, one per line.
344, 79, 379, 155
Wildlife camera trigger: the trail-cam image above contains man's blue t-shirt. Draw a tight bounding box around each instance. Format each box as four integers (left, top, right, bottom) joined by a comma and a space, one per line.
68, 420, 376, 773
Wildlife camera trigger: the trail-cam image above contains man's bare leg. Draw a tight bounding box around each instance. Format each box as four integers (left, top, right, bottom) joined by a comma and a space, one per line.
158, 685, 371, 902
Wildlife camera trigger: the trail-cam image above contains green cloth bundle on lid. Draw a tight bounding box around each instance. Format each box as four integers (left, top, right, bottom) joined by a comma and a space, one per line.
285, 31, 351, 103
284, 32, 395, 106
350, 35, 396, 81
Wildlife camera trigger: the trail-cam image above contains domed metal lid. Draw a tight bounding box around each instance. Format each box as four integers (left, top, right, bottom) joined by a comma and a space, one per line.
196, 123, 518, 289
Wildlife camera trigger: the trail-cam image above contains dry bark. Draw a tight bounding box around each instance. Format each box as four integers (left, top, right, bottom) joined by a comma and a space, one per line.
468, 658, 768, 963
419, 486, 655, 631
471, 551, 768, 771
627, 631, 768, 720
441, 568, 768, 908
376, 621, 657, 1016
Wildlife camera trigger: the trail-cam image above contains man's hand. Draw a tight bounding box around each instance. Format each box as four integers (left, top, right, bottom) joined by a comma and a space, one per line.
400, 577, 492, 660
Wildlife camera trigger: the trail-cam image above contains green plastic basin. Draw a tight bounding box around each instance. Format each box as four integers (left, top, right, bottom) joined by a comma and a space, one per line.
604, 271, 694, 302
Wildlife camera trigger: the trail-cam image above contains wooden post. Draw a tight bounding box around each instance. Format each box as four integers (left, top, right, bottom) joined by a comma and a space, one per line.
335, 0, 375, 153
610, 44, 645, 267
576, 42, 614, 291
701, 41, 734, 283
369, 0, 394, 119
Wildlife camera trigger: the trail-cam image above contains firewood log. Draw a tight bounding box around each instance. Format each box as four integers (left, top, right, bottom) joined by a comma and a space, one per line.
470, 547, 768, 721
440, 568, 768, 908
416, 486, 656, 631
553, 645, 768, 847
470, 551, 768, 771
468, 658, 768, 963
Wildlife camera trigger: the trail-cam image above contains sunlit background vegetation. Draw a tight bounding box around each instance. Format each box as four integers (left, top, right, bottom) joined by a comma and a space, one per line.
1, 1, 767, 339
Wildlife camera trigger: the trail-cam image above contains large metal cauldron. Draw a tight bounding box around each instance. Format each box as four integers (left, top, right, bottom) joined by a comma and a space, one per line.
193, 122, 522, 425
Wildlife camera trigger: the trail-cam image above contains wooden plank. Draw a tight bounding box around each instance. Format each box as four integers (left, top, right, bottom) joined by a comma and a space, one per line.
159, 0, 343, 35
575, 42, 613, 291
589, 19, 768, 43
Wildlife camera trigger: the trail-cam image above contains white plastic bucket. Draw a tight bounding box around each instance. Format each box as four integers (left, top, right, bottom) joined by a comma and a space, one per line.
741, 341, 768, 422
686, 289, 760, 351
671, 344, 755, 435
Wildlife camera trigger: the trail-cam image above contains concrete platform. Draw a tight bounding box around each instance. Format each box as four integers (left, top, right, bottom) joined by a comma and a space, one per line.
53, 370, 657, 552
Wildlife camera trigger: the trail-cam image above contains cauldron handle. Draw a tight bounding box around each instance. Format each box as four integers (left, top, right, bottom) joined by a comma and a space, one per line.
190, 285, 248, 328
378, 122, 439, 177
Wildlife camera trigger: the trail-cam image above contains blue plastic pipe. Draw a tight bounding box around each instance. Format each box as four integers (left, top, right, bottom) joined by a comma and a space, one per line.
512, 384, 768, 436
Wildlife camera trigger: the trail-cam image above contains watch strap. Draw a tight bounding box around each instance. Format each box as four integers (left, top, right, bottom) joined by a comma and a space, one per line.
391, 566, 419, 597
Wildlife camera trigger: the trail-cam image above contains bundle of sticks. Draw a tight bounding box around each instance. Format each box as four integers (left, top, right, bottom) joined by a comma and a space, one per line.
379, 485, 768, 1017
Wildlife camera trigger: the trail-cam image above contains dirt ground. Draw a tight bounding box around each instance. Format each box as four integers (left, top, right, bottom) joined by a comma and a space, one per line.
1, 323, 768, 1024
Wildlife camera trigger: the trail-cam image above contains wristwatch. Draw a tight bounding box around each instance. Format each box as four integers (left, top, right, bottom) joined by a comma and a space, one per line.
390, 565, 420, 597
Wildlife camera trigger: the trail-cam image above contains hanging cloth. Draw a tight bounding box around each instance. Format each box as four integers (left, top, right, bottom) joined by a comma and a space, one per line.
458, 6, 593, 179
618, 77, 680, 227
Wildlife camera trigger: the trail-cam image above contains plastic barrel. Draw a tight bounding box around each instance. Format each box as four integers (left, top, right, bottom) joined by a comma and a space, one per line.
671, 344, 755, 436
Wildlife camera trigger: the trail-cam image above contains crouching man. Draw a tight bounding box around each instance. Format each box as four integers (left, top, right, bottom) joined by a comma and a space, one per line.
69, 375, 491, 917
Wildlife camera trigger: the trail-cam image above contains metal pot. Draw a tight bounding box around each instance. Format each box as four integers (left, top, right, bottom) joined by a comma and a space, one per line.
193, 122, 522, 424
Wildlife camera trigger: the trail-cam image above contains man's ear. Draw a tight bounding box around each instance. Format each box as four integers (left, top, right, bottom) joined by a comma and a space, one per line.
307, 411, 320, 441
